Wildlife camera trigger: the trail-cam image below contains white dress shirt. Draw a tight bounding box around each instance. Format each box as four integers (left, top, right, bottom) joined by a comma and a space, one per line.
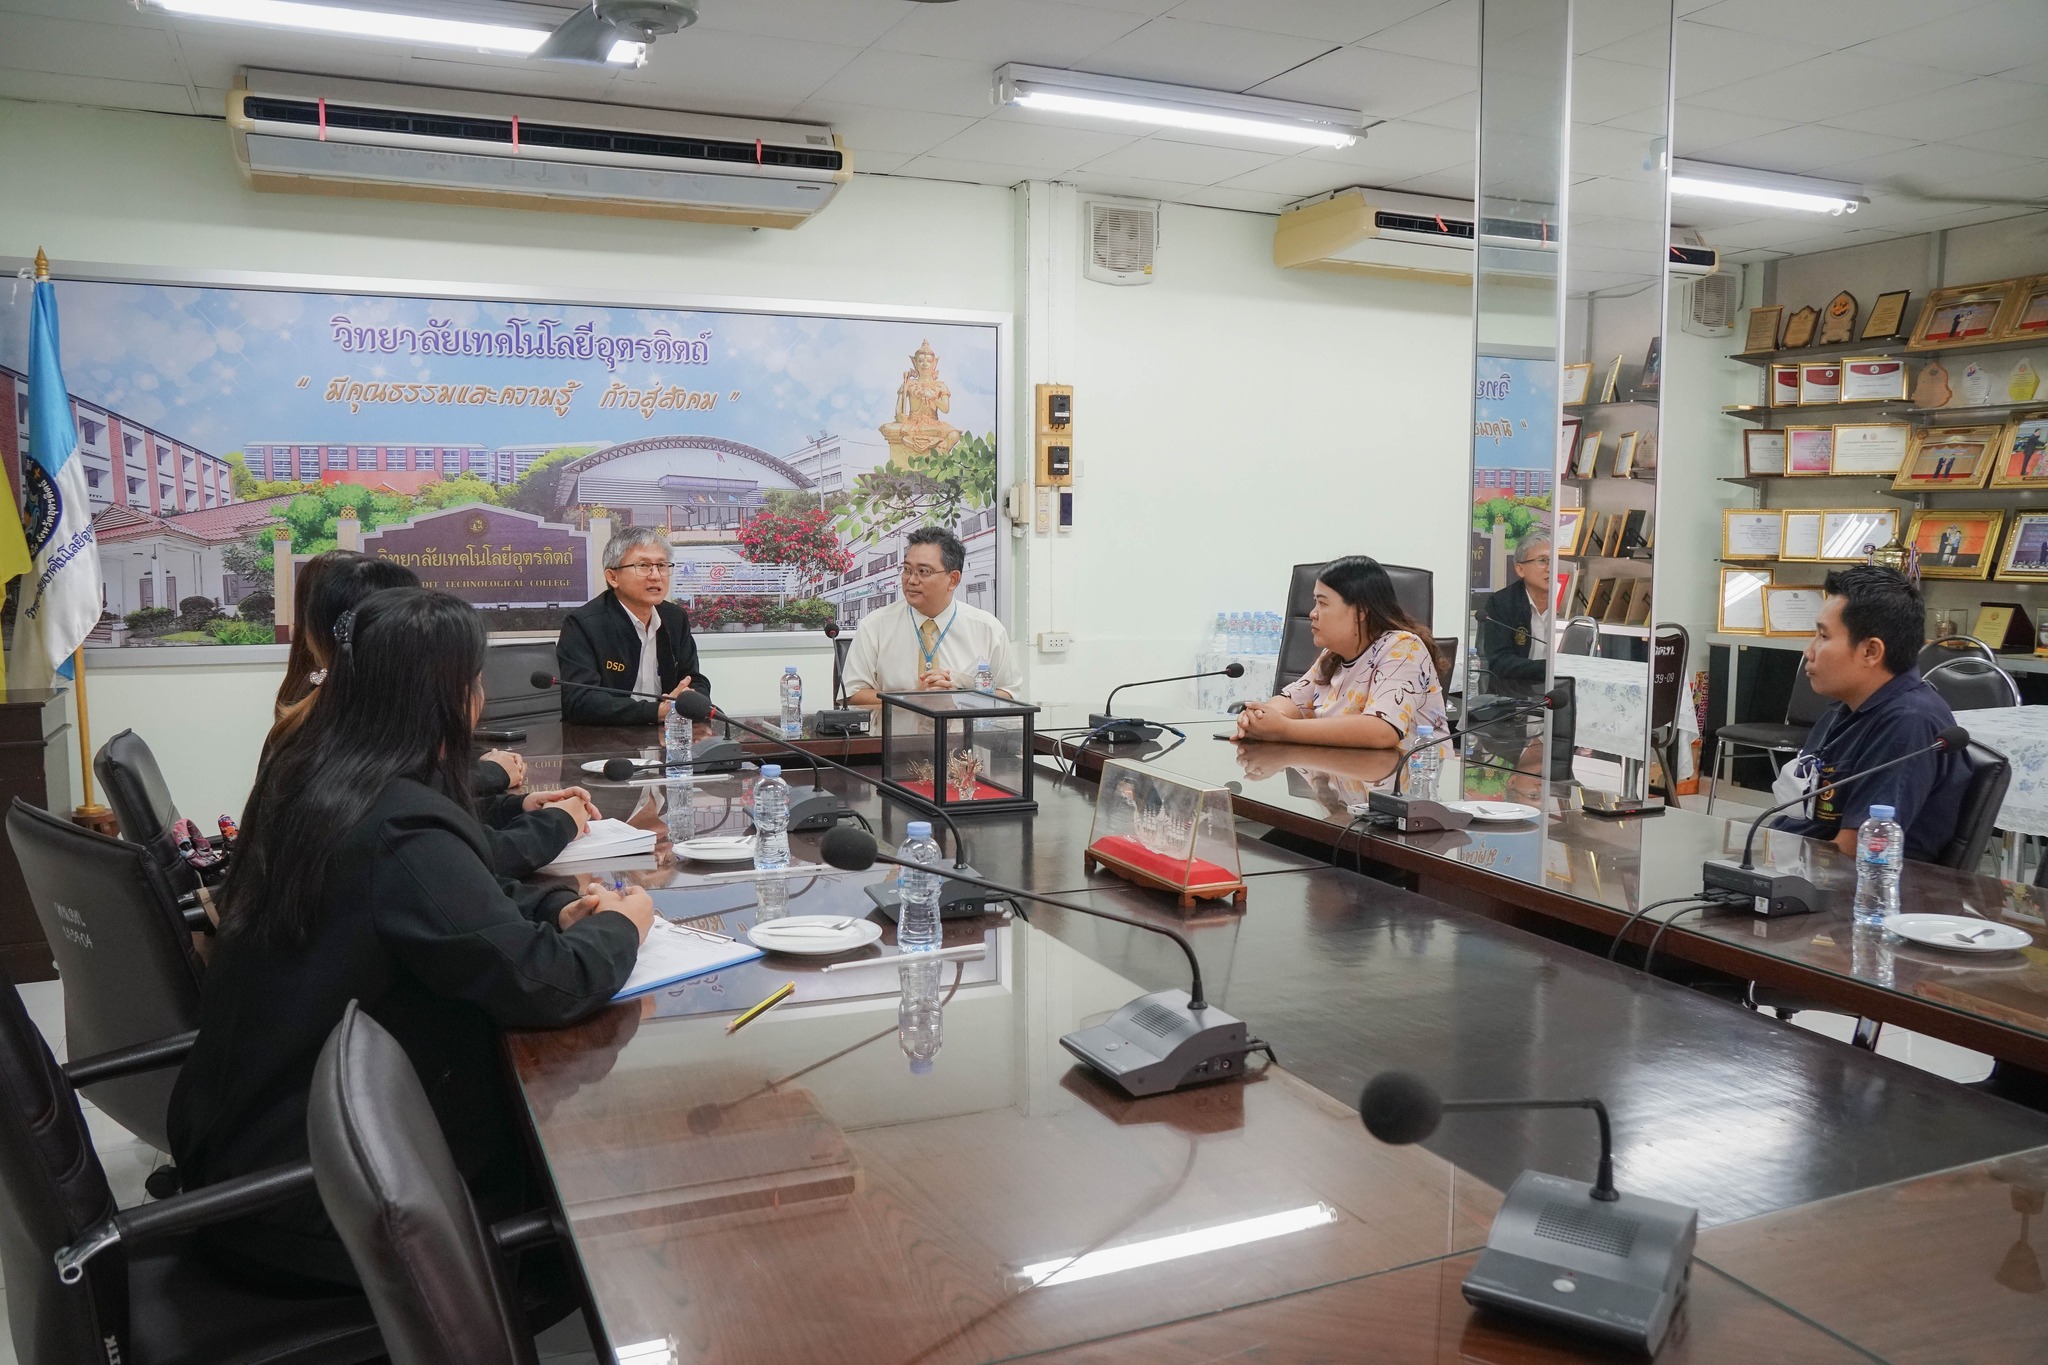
620, 598, 662, 699
1526, 587, 1551, 663
842, 597, 1023, 697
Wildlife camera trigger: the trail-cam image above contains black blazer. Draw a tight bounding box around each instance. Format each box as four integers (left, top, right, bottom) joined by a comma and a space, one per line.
477, 791, 577, 879
555, 590, 710, 726
167, 778, 638, 1283
1479, 583, 1546, 686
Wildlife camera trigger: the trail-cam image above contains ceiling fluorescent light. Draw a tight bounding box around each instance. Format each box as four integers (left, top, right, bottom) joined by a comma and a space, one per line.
1015, 1203, 1337, 1289
1671, 159, 1867, 215
142, 0, 644, 65
997, 64, 1360, 149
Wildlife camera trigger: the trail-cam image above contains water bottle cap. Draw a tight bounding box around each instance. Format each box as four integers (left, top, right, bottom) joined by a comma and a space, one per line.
907, 820, 932, 839
975, 659, 989, 669
784, 665, 798, 674
761, 764, 781, 779
1869, 804, 1895, 820
909, 1057, 934, 1075
1416, 723, 1434, 739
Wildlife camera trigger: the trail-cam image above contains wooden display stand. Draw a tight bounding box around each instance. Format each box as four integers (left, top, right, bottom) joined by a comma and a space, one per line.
1084, 836, 1246, 910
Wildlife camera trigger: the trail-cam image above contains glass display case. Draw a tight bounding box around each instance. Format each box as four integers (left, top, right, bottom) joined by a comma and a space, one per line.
878, 689, 1038, 816
1085, 758, 1245, 908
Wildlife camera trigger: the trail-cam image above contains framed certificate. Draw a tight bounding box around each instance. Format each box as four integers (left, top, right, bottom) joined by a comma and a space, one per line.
1990, 416, 2048, 489
1839, 357, 1907, 402
1764, 587, 1825, 637
1554, 505, 1588, 557
1560, 415, 1582, 472
1612, 431, 1640, 477
1910, 278, 2023, 350
1744, 306, 1784, 353
1829, 422, 1910, 475
1798, 362, 1842, 404
1863, 289, 1910, 341
1897, 423, 2002, 491
2001, 276, 2048, 341
1562, 362, 1593, 406
1907, 507, 2005, 580
1599, 353, 1625, 403
1996, 511, 2048, 582
1722, 509, 1784, 560
1575, 430, 1603, 478
1781, 510, 1824, 561
1743, 429, 1787, 476
1785, 425, 1835, 476
1819, 509, 1899, 561
1769, 364, 1801, 407
1718, 568, 1773, 634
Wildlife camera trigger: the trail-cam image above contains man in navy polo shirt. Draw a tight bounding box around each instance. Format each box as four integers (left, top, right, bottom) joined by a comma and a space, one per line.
1770, 565, 1969, 861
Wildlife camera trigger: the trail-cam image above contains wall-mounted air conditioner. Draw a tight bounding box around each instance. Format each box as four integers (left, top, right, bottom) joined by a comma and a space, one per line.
229, 69, 850, 228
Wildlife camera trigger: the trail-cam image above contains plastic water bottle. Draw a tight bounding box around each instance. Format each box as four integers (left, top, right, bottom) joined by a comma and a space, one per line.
1852, 804, 1904, 925
755, 867, 790, 923
663, 702, 693, 776
1212, 612, 1230, 655
663, 776, 696, 846
1263, 612, 1280, 653
779, 665, 803, 739
898, 957, 944, 1075
895, 820, 944, 952
973, 659, 994, 694
752, 763, 791, 870
1407, 723, 1441, 799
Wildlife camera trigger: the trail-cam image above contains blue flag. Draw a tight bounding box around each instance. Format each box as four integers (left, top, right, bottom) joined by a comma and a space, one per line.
12, 279, 103, 686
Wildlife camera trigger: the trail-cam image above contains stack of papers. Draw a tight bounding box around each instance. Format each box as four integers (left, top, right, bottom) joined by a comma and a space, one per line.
614, 917, 764, 1000
542, 818, 658, 868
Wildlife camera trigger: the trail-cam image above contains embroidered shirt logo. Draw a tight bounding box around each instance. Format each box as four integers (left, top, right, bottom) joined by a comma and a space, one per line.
603, 659, 627, 673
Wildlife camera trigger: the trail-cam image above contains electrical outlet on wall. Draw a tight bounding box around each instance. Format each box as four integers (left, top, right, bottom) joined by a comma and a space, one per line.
1036, 631, 1072, 653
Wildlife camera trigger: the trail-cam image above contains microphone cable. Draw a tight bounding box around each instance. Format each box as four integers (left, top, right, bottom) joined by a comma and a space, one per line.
1642, 904, 1712, 976
1606, 895, 1720, 963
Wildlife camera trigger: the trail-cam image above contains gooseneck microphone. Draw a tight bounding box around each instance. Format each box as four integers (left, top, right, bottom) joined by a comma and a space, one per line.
529, 671, 747, 770
1088, 663, 1247, 744
530, 669, 666, 702
821, 826, 1267, 1096
1700, 723, 1970, 916
1366, 688, 1564, 833
1358, 1070, 1697, 1355
815, 622, 869, 735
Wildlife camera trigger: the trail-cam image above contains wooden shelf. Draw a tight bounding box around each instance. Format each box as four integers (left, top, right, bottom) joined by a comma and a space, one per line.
1720, 473, 1893, 485
1727, 397, 2048, 426
1728, 332, 2048, 368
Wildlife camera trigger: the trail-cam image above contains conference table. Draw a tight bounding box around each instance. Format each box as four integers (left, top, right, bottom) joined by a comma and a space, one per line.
499, 715, 2048, 1362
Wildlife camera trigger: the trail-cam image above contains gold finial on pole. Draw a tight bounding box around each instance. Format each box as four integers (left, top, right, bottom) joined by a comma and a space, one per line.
70, 648, 115, 831
33, 247, 49, 281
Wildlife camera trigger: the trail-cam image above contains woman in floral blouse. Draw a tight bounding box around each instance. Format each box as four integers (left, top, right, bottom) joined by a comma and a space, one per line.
1234, 555, 1448, 749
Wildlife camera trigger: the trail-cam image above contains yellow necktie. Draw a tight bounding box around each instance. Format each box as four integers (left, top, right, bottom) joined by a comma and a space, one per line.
919, 618, 939, 666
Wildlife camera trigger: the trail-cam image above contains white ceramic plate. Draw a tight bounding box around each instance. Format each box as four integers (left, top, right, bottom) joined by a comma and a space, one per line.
748, 916, 884, 956
675, 837, 758, 864
1884, 914, 2033, 954
1443, 800, 1541, 823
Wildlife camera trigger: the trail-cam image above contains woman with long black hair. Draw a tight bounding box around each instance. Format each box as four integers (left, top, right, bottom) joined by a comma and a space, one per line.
1234, 555, 1447, 749
169, 587, 650, 1290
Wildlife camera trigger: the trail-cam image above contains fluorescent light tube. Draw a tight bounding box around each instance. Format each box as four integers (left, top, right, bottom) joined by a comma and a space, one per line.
143, 0, 644, 65
1670, 159, 1866, 215
1016, 1203, 1337, 1289
997, 64, 1360, 150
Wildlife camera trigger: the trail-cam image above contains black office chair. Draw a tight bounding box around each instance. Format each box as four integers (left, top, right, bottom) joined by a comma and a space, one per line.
481, 639, 563, 725
94, 728, 202, 899
1649, 623, 1690, 808
1705, 667, 1829, 813
6, 799, 203, 1158
1274, 559, 1433, 695
1937, 741, 2011, 873
1923, 657, 2021, 711
1558, 615, 1599, 656
308, 1002, 543, 1365
0, 984, 384, 1365
1917, 635, 1996, 675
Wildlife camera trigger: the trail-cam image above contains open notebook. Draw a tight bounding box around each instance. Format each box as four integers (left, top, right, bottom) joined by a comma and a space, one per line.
614, 917, 764, 1001
542, 817, 657, 869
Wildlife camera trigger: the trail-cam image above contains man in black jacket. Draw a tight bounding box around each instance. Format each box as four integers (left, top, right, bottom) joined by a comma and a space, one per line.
556, 525, 711, 725
1478, 535, 1552, 697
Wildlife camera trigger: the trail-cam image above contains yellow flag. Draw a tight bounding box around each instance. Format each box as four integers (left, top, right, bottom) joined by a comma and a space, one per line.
0, 460, 34, 690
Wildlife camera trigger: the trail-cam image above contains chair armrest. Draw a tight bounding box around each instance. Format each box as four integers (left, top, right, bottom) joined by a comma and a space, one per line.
489, 1209, 556, 1256
55, 1161, 315, 1285
61, 1030, 198, 1089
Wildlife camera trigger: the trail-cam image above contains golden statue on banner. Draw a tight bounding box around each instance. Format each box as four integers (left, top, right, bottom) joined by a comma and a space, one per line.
880, 340, 961, 468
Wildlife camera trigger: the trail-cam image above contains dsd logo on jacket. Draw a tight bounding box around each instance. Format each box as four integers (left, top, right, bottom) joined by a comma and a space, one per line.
603, 659, 627, 673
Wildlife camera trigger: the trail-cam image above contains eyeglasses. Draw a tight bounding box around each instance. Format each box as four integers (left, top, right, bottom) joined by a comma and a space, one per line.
614, 560, 673, 574
901, 565, 950, 581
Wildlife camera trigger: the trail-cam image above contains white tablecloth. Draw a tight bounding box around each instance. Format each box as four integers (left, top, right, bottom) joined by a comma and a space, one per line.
1553, 655, 1700, 763
1953, 706, 2048, 838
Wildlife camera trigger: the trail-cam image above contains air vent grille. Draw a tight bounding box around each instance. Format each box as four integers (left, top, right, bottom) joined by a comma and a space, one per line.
1086, 201, 1157, 284
241, 95, 844, 171
1127, 1003, 1185, 1038
1375, 210, 1474, 240
1534, 1201, 1640, 1258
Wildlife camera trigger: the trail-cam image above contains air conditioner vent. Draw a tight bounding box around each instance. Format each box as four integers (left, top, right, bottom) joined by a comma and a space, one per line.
1374, 210, 1474, 240
1086, 199, 1158, 285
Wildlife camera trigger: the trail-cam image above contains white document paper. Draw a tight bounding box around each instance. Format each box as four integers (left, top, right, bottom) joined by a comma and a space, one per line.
613, 917, 764, 1000
543, 817, 658, 868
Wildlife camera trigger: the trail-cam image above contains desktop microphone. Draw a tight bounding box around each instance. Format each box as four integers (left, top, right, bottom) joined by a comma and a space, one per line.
1366, 689, 1563, 833
1699, 724, 1969, 917
1360, 1071, 1696, 1356
1088, 663, 1246, 744
814, 622, 869, 736
821, 826, 1265, 1097
527, 671, 747, 769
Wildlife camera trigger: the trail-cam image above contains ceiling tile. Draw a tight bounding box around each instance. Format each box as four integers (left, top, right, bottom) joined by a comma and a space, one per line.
1064, 170, 1220, 203
1688, 52, 1970, 123
1060, 0, 1177, 14
1172, 184, 1299, 214
876, 0, 1148, 67
1820, 76, 2048, 141
1663, 103, 1799, 152
1216, 155, 1373, 197
617, 28, 863, 113
1353, 0, 1477, 65
924, 117, 1135, 171
1569, 123, 1663, 178
1569, 0, 1672, 50
0, 10, 181, 84
1900, 158, 2048, 206
1164, 0, 1440, 44
1079, 135, 1278, 184
1568, 56, 1674, 124
1697, 124, 1922, 175
1820, 141, 2038, 193
1609, 22, 1828, 95
1080, 17, 1338, 92
1404, 90, 1476, 129
0, 67, 193, 116
1339, 117, 1473, 174
1251, 45, 1476, 119
808, 48, 1000, 118
1950, 113, 2048, 157
887, 154, 1039, 187
1683, 0, 1961, 52
1388, 162, 1474, 198
792, 102, 981, 157
2001, 59, 2048, 85
849, 151, 912, 174
691, 0, 909, 49
1845, 0, 2048, 77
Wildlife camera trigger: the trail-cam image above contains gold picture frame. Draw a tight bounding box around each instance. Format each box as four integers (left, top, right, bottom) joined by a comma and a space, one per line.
1562, 362, 1594, 406
1611, 431, 1640, 477
1797, 362, 1842, 404
1838, 356, 1908, 402
1598, 353, 1625, 404
1779, 509, 1824, 561
1743, 429, 1787, 477
1722, 509, 1784, 560
1718, 568, 1773, 634
1743, 306, 1784, 354
2000, 275, 2048, 343
1828, 422, 1910, 476
1995, 511, 2048, 582
1769, 363, 1801, 407
1763, 586, 1826, 638
1905, 507, 2006, 580
1554, 505, 1588, 558
1818, 508, 1900, 561
1574, 430, 1603, 478
1896, 423, 2003, 492
1784, 425, 1835, 476
1909, 278, 2025, 350
1991, 415, 2048, 489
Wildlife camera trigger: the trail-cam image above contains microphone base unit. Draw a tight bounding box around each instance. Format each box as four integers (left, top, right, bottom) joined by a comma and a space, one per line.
1059, 989, 1253, 1098
1578, 791, 1665, 820
1699, 859, 1823, 916
1086, 713, 1161, 744
864, 862, 1001, 920
784, 788, 853, 833
689, 738, 748, 773
1367, 790, 1473, 834
813, 708, 870, 737
1462, 1169, 1696, 1358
